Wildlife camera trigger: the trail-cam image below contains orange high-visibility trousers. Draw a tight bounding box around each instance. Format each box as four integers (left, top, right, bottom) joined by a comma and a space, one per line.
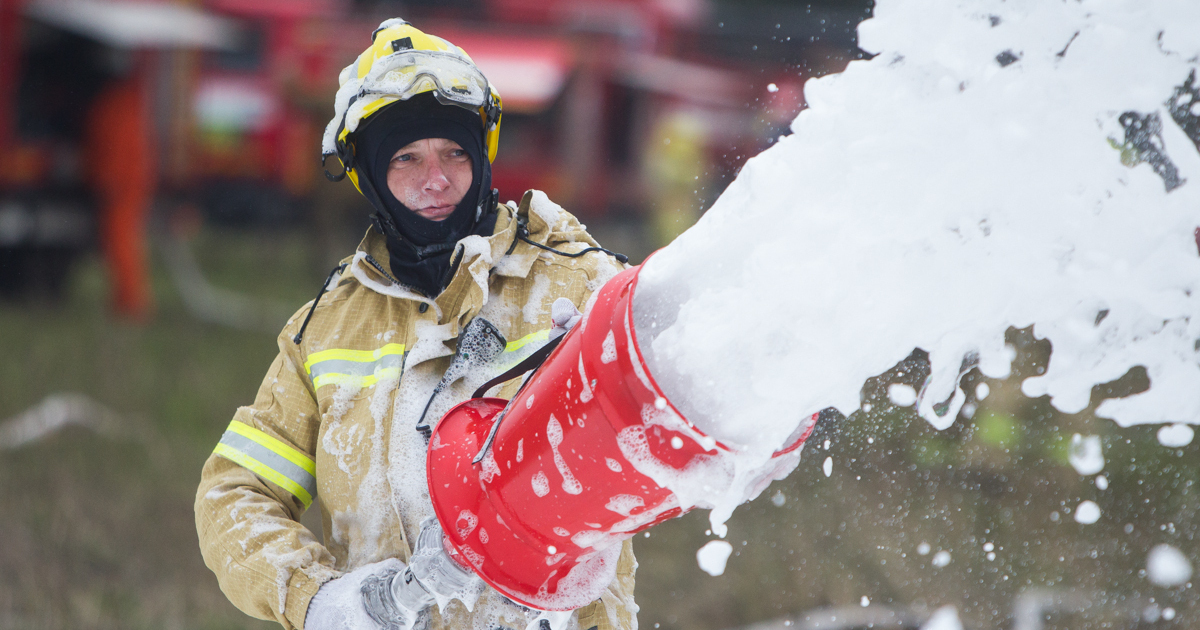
85, 75, 157, 321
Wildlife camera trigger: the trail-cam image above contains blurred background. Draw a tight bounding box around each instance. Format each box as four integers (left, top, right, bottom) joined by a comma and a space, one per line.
0, 0, 1195, 628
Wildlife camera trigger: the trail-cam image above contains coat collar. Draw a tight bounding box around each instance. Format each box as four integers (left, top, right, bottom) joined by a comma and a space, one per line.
346, 190, 601, 338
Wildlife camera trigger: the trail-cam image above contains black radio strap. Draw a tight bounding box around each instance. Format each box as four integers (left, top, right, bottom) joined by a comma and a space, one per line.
471, 333, 566, 399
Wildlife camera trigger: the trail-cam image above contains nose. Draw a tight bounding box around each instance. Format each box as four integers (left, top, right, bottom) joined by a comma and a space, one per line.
423, 159, 451, 192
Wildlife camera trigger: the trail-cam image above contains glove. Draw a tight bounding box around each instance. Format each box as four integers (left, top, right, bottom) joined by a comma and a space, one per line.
304, 558, 433, 630
362, 561, 436, 630
408, 520, 547, 626
408, 516, 484, 609
549, 298, 582, 340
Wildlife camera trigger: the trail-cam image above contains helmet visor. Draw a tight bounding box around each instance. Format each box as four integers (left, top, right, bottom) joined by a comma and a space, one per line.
361, 49, 490, 112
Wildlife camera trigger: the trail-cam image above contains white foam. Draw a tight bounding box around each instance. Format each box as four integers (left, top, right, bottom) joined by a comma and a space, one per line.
601, 330, 618, 364
1147, 544, 1193, 586
527, 190, 567, 232
888, 384, 917, 407
628, 0, 1200, 536
1157, 423, 1195, 447
546, 415, 583, 495
696, 540, 733, 576
1074, 500, 1101, 524
456, 510, 479, 539
576, 355, 594, 404
1068, 434, 1105, 476
524, 544, 622, 611
524, 275, 552, 324
604, 495, 645, 517
531, 471, 550, 498
920, 606, 963, 630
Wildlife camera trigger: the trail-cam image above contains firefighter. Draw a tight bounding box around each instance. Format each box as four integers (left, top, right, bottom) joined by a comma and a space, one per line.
194, 19, 636, 630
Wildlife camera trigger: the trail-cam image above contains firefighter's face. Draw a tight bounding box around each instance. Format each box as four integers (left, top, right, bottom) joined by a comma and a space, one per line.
386, 138, 473, 221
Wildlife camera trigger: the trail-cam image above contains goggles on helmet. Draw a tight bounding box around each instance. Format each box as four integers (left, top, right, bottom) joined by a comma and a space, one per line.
362, 48, 491, 113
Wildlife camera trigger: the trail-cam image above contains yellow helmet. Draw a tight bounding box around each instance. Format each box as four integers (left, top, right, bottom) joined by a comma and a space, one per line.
321, 18, 503, 192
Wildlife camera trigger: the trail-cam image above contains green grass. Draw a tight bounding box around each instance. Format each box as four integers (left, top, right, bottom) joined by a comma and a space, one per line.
0, 233, 300, 630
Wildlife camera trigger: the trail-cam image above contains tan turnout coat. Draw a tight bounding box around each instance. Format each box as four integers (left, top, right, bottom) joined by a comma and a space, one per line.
195, 192, 637, 630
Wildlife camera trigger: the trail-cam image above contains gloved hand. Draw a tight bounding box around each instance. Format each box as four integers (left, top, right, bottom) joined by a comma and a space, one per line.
305, 518, 486, 630
408, 516, 484, 607
549, 298, 582, 340
305, 558, 434, 630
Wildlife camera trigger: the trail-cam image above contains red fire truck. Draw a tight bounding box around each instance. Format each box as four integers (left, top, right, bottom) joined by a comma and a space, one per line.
1, 0, 858, 300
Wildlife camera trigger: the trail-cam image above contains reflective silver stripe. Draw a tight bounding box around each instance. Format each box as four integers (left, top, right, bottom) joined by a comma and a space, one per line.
217, 430, 317, 505
308, 353, 405, 380
304, 344, 407, 390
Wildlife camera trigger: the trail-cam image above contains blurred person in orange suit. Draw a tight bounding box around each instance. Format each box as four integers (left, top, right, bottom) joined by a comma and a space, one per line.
84, 64, 156, 321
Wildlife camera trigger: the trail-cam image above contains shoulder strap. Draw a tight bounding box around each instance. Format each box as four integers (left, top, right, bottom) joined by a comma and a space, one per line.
471, 333, 565, 399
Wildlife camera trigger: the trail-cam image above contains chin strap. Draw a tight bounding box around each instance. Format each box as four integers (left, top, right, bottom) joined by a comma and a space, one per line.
477, 188, 498, 221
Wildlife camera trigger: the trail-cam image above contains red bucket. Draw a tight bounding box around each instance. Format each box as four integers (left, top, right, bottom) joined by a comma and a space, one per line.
427, 263, 817, 610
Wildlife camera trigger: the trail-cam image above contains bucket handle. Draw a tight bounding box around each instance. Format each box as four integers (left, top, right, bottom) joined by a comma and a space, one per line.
471, 332, 565, 399
417, 318, 508, 441
469, 333, 567, 464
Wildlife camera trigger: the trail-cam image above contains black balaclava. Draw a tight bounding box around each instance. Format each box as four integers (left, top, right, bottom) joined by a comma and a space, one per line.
354, 92, 497, 297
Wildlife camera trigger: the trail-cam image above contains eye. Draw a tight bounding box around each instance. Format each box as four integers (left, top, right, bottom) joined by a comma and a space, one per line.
390, 154, 412, 165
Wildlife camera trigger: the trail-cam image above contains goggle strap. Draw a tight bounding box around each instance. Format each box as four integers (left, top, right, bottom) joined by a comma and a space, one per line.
333, 93, 361, 173
485, 100, 500, 128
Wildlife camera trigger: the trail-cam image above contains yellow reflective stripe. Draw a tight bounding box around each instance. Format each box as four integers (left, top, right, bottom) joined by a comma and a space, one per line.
311, 368, 402, 390
492, 329, 553, 372
225, 421, 316, 477
213, 443, 313, 508
212, 423, 316, 509
505, 329, 549, 353
300, 334, 549, 391
303, 343, 406, 374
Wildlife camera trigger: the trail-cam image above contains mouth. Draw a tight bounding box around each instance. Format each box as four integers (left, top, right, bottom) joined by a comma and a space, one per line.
417, 205, 456, 221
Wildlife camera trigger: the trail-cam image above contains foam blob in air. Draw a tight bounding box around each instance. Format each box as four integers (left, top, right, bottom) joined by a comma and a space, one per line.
1157, 423, 1195, 447
1147, 544, 1194, 587
920, 606, 964, 630
696, 540, 734, 576
1074, 500, 1102, 524
1068, 434, 1105, 476
888, 384, 918, 407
